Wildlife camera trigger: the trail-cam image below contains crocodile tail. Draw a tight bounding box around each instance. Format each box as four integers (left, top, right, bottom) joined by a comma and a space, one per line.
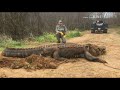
1, 47, 43, 58
98, 59, 107, 63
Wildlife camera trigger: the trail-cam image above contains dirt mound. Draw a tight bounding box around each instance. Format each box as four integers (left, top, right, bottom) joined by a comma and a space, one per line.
0, 54, 60, 70
0, 59, 15, 68
0, 54, 81, 71
24, 54, 59, 69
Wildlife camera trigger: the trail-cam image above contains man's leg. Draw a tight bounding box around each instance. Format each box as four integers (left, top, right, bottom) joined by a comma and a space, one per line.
56, 33, 61, 43
61, 36, 66, 43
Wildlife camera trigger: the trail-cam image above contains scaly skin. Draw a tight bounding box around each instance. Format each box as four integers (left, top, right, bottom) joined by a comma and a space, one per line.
1, 43, 78, 58
41, 44, 107, 63
1, 43, 107, 63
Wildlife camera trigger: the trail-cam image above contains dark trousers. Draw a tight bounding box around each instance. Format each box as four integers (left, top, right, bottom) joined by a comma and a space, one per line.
56, 32, 66, 43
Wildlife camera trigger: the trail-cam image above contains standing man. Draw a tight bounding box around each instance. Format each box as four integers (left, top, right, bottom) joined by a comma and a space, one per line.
55, 20, 67, 43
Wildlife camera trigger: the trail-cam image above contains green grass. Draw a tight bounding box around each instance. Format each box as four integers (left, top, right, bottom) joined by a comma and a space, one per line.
0, 36, 26, 51
35, 32, 57, 43
0, 39, 24, 48
66, 29, 82, 39
0, 29, 83, 51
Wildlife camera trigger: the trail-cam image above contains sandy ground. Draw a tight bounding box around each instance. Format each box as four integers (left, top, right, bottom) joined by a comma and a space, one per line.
1, 28, 120, 78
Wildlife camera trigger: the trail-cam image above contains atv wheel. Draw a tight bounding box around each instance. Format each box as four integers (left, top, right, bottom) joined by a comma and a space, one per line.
103, 29, 107, 33
91, 30, 95, 33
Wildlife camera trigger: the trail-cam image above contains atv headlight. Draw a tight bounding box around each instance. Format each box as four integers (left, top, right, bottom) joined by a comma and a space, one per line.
98, 28, 101, 30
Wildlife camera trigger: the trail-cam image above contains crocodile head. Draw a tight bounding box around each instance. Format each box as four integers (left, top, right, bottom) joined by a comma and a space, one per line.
85, 44, 106, 56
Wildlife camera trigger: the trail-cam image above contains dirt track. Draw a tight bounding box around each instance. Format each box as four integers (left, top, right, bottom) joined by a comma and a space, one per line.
1, 28, 120, 78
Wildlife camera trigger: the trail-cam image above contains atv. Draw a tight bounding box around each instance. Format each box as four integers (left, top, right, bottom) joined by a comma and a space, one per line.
91, 20, 108, 33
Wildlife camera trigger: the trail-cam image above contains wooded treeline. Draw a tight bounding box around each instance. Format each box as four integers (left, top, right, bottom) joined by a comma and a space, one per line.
0, 12, 119, 40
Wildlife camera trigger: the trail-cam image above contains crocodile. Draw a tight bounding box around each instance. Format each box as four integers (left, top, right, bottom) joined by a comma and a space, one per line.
1, 43, 79, 58
1, 47, 43, 58
1, 43, 107, 63
41, 44, 107, 63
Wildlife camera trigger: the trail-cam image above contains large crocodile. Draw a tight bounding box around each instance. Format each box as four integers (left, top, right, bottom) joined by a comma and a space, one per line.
1, 43, 79, 58
1, 43, 107, 63
41, 44, 107, 63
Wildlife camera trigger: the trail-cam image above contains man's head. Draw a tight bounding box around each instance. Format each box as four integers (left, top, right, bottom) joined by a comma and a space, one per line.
58, 20, 63, 25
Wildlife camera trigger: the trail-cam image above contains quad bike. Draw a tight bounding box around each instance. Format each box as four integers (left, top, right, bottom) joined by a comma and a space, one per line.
91, 20, 108, 34
56, 31, 66, 43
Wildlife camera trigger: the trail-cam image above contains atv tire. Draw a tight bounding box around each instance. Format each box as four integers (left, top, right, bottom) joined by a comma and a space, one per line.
103, 29, 107, 33
91, 30, 95, 33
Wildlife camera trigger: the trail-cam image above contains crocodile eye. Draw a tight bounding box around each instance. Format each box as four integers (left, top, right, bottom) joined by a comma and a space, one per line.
98, 47, 106, 54
103, 47, 106, 50
102, 49, 105, 51
85, 45, 88, 48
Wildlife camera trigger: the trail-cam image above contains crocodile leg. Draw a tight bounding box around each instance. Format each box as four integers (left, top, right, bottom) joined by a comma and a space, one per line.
84, 51, 107, 63
53, 50, 65, 60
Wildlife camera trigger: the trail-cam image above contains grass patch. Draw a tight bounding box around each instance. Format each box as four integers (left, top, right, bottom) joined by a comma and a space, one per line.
0, 39, 24, 48
0, 35, 26, 51
66, 28, 82, 39
36, 30, 82, 43
0, 30, 83, 51
35, 32, 57, 43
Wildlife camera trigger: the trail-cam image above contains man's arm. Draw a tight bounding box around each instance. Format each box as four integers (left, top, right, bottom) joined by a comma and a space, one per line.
55, 25, 59, 33
64, 25, 67, 32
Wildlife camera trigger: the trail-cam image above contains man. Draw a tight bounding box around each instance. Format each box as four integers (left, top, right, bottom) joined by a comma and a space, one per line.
55, 20, 67, 43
